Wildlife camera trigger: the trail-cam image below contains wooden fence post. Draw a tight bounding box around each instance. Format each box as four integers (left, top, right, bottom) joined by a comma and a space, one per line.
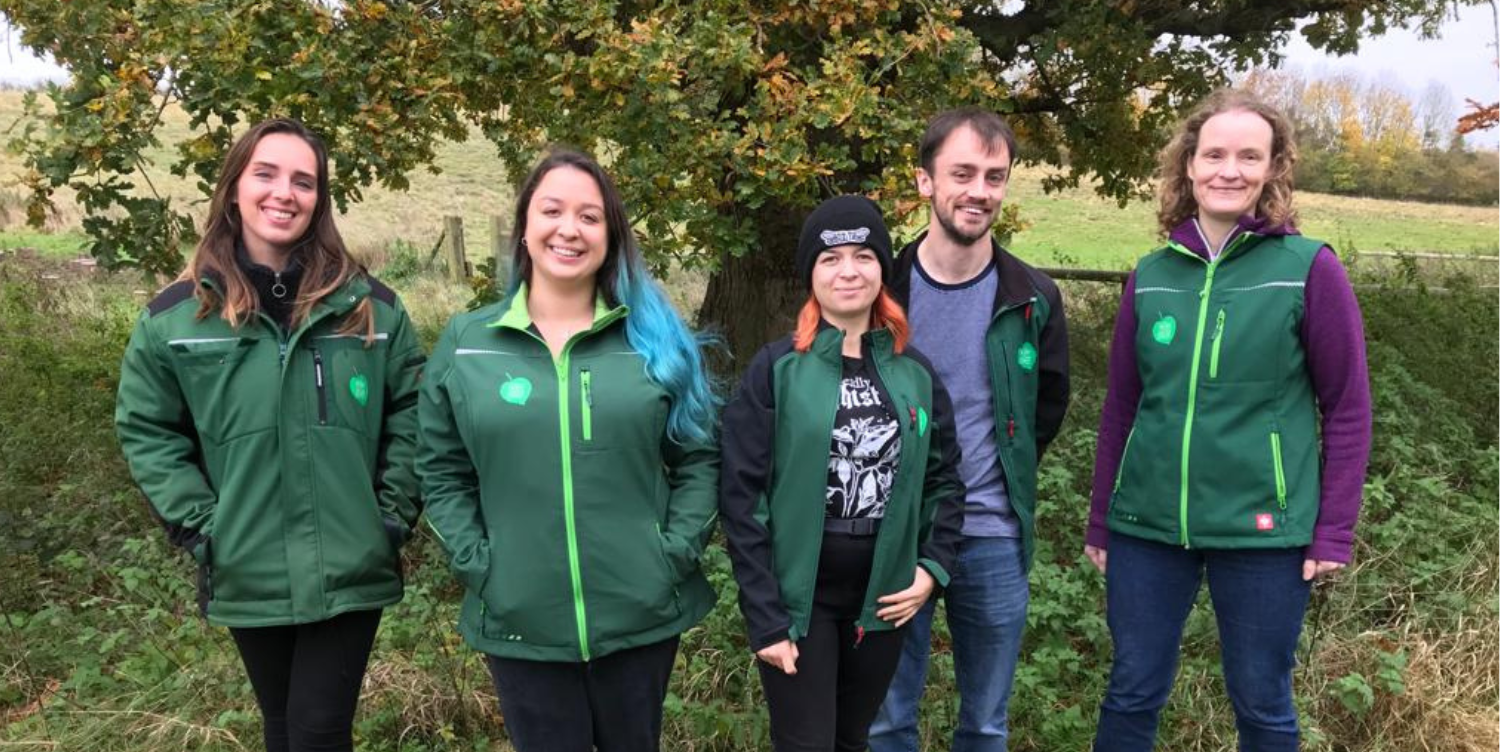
444, 216, 467, 282
490, 215, 511, 289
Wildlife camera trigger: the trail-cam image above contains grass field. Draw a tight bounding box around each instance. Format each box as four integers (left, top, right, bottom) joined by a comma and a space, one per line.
3, 90, 1496, 278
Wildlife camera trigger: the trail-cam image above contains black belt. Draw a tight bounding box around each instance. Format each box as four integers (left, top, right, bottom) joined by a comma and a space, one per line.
823, 517, 881, 536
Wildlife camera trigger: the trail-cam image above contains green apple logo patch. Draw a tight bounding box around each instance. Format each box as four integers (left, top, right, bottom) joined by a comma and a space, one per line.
1152, 315, 1177, 345
499, 375, 533, 406
348, 374, 369, 406
917, 406, 929, 437
1016, 342, 1037, 372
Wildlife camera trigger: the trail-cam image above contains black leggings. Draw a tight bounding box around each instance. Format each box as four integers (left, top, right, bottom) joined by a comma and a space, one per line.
758, 532, 908, 752
229, 608, 383, 752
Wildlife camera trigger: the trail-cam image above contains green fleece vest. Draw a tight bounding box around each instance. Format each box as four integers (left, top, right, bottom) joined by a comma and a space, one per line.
1110, 233, 1323, 549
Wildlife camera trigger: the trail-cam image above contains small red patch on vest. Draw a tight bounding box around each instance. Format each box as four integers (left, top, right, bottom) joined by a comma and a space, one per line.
1255, 513, 1275, 531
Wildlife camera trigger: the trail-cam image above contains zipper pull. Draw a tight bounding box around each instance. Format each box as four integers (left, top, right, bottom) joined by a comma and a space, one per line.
908, 405, 917, 429
1007, 417, 1016, 438
854, 626, 865, 648
583, 370, 593, 405
313, 349, 324, 388
1024, 303, 1033, 322
1212, 309, 1226, 340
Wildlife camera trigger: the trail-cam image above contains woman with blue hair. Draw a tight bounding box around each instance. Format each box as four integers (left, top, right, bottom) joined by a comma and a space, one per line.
419, 148, 720, 752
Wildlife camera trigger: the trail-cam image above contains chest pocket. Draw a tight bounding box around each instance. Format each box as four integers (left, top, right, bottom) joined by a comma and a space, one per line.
309, 334, 389, 436
1200, 286, 1301, 386
169, 336, 272, 444
573, 353, 665, 454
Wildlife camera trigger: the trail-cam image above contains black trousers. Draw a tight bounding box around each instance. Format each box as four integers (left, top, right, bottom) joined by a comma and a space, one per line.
759, 532, 908, 752
228, 608, 383, 752
486, 635, 680, 752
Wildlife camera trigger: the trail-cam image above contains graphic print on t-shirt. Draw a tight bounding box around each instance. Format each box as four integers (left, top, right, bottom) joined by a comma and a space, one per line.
827, 357, 902, 519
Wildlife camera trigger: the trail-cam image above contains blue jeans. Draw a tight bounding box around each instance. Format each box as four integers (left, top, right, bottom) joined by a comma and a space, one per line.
1093, 533, 1312, 752
869, 536, 1029, 752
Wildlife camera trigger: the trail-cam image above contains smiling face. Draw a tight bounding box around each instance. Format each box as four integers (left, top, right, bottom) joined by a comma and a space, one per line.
917, 124, 1011, 248
522, 165, 609, 292
233, 132, 319, 263
1187, 109, 1274, 229
811, 243, 883, 329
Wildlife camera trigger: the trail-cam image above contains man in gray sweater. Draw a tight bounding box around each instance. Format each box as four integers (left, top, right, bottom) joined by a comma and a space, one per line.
870, 108, 1071, 752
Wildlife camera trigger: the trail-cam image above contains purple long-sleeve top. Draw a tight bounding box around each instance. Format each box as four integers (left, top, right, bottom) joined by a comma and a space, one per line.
1086, 217, 1373, 563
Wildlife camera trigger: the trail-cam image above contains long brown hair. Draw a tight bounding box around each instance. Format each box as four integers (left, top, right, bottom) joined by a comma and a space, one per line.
793, 290, 910, 354
1156, 89, 1299, 236
182, 118, 372, 340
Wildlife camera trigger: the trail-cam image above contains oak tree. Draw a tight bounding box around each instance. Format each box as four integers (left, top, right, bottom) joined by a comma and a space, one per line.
2, 0, 1465, 367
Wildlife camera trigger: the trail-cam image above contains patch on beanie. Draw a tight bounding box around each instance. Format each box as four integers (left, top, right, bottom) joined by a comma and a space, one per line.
819, 227, 871, 247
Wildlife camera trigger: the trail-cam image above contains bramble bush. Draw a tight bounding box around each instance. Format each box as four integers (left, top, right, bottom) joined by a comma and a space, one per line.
1, 253, 1494, 751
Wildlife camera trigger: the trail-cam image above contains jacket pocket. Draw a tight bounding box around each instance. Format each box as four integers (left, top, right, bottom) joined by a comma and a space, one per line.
1269, 430, 1288, 511
1209, 308, 1226, 379
580, 368, 593, 443
313, 347, 329, 426
170, 337, 262, 442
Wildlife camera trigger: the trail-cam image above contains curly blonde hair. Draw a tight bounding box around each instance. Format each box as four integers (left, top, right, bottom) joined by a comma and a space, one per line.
1156, 89, 1299, 236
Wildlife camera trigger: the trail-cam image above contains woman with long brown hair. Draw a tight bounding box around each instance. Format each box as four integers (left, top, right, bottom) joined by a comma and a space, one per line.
1084, 89, 1372, 751
719, 195, 966, 752
116, 118, 424, 752
419, 148, 720, 752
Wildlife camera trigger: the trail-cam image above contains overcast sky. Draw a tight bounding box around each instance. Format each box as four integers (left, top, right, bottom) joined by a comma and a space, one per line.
3, 7, 1498, 146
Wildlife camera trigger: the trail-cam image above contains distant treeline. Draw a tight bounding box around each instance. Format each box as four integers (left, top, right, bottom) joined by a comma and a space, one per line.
1245, 68, 1499, 206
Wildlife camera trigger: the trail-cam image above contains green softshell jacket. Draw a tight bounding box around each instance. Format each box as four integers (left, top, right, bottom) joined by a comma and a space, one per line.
418, 286, 718, 662
888, 235, 1071, 571
1111, 233, 1323, 548
115, 274, 425, 627
718, 326, 966, 651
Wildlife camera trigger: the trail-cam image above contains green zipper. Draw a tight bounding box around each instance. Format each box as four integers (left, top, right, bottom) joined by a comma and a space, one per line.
552, 352, 592, 659
1209, 309, 1226, 379
1269, 431, 1287, 509
1168, 234, 1253, 547
580, 369, 593, 442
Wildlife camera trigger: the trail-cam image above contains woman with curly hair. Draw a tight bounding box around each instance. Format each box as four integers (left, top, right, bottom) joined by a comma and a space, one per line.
1084, 89, 1373, 751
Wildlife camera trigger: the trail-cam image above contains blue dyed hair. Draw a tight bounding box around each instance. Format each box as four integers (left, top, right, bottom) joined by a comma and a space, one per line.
509, 148, 719, 443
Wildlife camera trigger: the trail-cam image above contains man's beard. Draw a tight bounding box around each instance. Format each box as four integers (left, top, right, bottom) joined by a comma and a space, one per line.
933, 202, 991, 247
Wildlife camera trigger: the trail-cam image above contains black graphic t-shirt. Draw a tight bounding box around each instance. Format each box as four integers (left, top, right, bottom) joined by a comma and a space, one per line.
826, 356, 902, 519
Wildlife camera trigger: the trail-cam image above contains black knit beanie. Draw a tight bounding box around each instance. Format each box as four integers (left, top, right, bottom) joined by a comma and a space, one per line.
795, 195, 892, 289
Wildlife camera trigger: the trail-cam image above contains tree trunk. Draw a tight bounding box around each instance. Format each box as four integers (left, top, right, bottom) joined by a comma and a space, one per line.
697, 199, 805, 379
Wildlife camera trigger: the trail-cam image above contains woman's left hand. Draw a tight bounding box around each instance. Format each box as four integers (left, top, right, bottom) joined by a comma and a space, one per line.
1302, 559, 1345, 581
876, 567, 935, 627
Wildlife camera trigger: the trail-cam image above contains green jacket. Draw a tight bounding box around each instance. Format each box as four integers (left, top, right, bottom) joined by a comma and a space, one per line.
888, 235, 1071, 571
115, 274, 424, 627
718, 326, 965, 650
1111, 233, 1322, 548
418, 286, 718, 662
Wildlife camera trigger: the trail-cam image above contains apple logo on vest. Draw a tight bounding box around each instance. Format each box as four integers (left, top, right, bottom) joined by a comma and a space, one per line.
348, 374, 370, 406
1151, 314, 1177, 346
499, 374, 533, 406
1016, 342, 1038, 371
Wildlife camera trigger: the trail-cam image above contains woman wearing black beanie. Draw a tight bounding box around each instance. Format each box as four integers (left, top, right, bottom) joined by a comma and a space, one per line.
720, 195, 966, 752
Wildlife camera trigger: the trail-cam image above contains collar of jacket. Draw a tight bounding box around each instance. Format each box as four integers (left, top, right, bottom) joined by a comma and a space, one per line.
485, 282, 628, 333
198, 265, 370, 320
808, 318, 896, 362
888, 230, 1034, 316
1166, 215, 1299, 260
